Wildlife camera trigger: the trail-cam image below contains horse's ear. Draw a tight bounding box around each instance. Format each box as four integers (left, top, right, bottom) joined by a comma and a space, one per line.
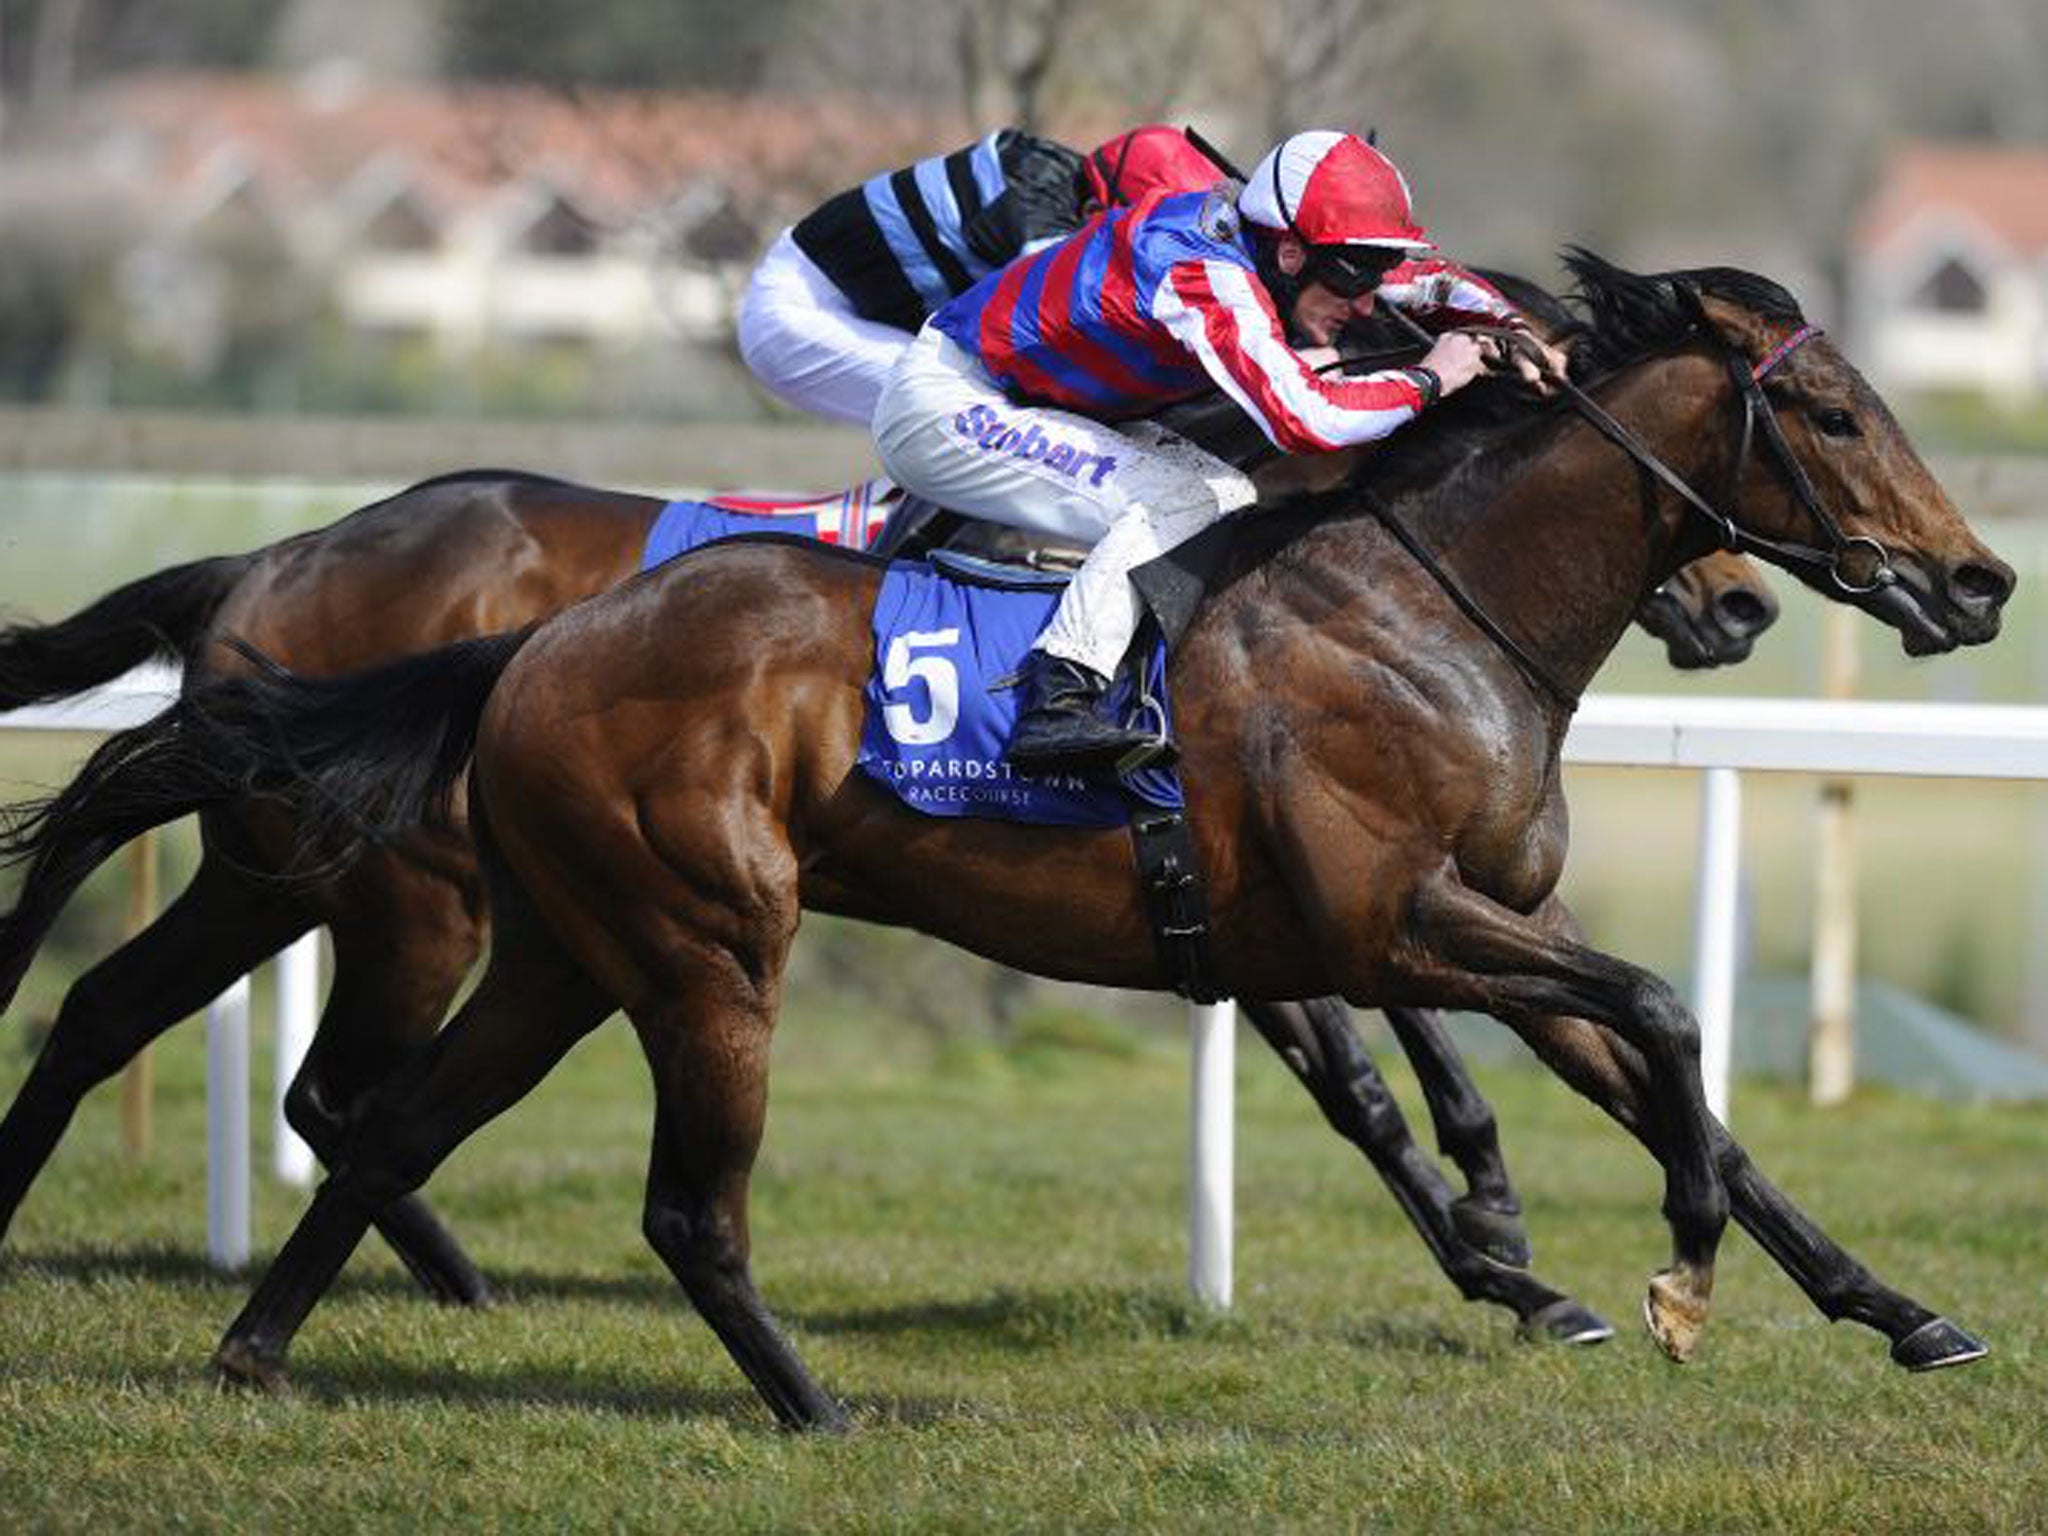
1672, 280, 1744, 353
1671, 279, 1711, 330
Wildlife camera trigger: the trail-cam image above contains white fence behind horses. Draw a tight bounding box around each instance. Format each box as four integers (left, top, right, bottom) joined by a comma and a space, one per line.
0, 664, 316, 1268
9, 672, 2048, 1284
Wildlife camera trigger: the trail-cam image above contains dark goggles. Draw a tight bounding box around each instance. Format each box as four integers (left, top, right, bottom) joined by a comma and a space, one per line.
1305, 245, 1405, 299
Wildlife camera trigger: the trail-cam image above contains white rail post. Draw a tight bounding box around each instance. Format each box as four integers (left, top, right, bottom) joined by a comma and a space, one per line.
273, 935, 320, 1186
1809, 603, 1860, 1105
206, 976, 251, 1270
1690, 767, 1742, 1123
1188, 999, 1236, 1309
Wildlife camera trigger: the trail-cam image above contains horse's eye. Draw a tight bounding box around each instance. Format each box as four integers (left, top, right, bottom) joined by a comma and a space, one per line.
1814, 407, 1859, 439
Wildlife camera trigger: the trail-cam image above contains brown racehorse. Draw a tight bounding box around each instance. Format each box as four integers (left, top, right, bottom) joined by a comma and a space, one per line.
0, 365, 1775, 1332
0, 504, 1776, 1332
28, 256, 1998, 1433
116, 254, 2006, 1429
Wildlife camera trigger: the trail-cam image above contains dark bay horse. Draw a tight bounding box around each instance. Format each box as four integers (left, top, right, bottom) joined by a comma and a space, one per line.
1, 437, 1773, 1328
120, 254, 2008, 1428
3, 492, 1768, 1344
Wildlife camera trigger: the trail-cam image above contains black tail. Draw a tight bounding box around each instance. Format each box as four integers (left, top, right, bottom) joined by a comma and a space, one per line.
0, 552, 257, 709
0, 628, 533, 1013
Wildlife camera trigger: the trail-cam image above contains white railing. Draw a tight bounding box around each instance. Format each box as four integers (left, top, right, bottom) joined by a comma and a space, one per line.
12, 678, 2048, 1288
0, 665, 319, 1270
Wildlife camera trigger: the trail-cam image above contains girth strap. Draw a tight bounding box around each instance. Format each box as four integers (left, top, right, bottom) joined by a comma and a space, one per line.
1128, 805, 1222, 1003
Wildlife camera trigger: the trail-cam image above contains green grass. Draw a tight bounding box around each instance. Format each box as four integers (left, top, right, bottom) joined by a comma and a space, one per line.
2, 1005, 2044, 1533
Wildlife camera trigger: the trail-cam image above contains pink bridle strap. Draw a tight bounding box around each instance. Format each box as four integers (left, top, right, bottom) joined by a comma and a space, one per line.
1752, 323, 1821, 381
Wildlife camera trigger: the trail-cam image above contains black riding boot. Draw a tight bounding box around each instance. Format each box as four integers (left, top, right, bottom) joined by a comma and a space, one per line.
1006, 651, 1175, 776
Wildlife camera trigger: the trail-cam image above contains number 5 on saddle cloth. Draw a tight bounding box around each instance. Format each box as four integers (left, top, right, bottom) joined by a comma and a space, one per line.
857, 550, 1219, 1000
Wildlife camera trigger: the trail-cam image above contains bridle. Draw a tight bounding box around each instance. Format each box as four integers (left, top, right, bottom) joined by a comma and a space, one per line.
1365, 305, 1897, 712
1554, 321, 1897, 597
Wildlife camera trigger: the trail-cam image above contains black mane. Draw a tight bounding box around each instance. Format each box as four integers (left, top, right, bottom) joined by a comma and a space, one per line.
1564, 246, 1806, 374
1344, 249, 1808, 508
1175, 249, 1813, 599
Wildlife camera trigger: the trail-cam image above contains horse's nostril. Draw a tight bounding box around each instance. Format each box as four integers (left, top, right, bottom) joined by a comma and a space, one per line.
1716, 591, 1773, 632
1952, 560, 2015, 608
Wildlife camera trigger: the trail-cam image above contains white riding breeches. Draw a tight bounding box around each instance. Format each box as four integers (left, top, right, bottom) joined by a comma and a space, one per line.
737, 228, 913, 426
873, 325, 1257, 678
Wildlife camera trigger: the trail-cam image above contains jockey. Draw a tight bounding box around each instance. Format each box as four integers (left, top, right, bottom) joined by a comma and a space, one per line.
871, 129, 1568, 776
737, 125, 1223, 426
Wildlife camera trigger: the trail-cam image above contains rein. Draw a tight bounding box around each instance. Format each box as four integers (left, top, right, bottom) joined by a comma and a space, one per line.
1363, 489, 1584, 711
1359, 308, 1887, 710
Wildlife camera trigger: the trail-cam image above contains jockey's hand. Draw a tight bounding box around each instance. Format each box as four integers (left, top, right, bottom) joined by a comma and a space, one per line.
1420, 330, 1495, 395
1501, 328, 1571, 393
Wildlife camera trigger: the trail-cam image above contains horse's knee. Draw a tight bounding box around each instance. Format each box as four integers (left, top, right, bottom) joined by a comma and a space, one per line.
281, 1075, 345, 1159
1334, 1065, 1409, 1147
644, 1199, 746, 1294
1627, 976, 1701, 1063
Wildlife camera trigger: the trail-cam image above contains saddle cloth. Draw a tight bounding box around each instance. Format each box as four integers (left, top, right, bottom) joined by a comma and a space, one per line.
855, 552, 1182, 828
640, 479, 897, 570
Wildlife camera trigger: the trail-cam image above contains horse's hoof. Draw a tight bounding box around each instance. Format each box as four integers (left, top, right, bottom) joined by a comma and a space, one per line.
1520, 1298, 1615, 1347
1890, 1316, 1988, 1373
436, 1274, 497, 1310
1642, 1268, 1711, 1364
212, 1338, 289, 1394
1451, 1197, 1533, 1271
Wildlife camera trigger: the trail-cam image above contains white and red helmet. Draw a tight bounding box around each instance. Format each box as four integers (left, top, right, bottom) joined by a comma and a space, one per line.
1237, 130, 1432, 253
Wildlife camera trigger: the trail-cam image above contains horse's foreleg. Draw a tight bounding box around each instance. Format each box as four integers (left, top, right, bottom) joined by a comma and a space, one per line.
1409, 878, 1729, 1364
632, 972, 847, 1433
1237, 997, 1610, 1345
1505, 998, 1984, 1370
0, 858, 308, 1245
1379, 1004, 1525, 1260
213, 889, 610, 1390
283, 882, 494, 1307
1716, 1129, 1983, 1369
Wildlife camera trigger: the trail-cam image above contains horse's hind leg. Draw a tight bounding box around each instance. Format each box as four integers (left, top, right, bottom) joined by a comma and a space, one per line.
282, 871, 495, 1306
1238, 997, 1610, 1345
0, 856, 309, 1246
607, 801, 841, 1426
213, 880, 612, 1390
1380, 1004, 1526, 1263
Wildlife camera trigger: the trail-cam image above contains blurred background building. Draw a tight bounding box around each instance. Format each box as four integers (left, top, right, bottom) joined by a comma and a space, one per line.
8, 0, 2048, 1067
4, 0, 2048, 431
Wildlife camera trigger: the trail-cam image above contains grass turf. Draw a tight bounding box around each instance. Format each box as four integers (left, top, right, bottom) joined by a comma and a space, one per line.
1, 1004, 2044, 1533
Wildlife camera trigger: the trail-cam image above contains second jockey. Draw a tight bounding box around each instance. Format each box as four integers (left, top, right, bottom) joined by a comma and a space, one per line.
738, 125, 1222, 427
871, 129, 1568, 776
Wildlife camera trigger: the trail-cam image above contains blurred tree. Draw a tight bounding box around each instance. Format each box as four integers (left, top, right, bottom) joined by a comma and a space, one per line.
438, 0, 795, 90
761, 0, 1202, 137
0, 163, 135, 401
955, 0, 1071, 131
0, 0, 289, 107
1238, 0, 1429, 145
